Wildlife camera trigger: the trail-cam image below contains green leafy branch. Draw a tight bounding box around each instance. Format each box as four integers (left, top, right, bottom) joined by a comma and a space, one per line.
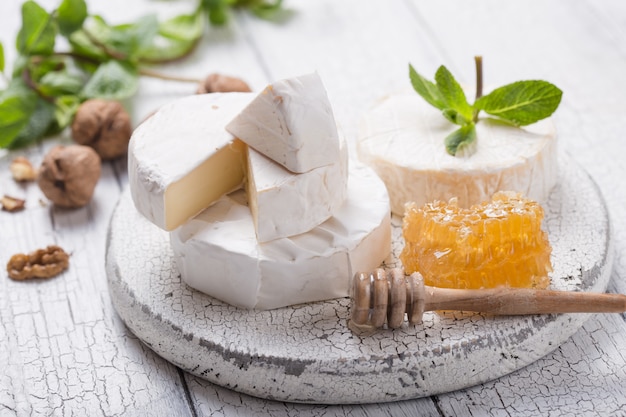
0, 0, 284, 149
409, 56, 563, 156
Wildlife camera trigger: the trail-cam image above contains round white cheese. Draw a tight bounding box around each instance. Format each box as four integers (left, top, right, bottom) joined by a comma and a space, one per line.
129, 93, 254, 231
357, 92, 558, 215
170, 163, 391, 310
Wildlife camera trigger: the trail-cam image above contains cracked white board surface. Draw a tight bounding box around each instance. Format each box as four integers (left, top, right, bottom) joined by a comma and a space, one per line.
106, 155, 612, 404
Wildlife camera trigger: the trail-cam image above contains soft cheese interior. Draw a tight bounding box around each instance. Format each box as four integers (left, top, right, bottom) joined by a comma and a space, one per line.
357, 92, 558, 216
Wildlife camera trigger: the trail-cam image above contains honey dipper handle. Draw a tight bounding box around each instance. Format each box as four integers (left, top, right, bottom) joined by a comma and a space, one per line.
424, 286, 626, 315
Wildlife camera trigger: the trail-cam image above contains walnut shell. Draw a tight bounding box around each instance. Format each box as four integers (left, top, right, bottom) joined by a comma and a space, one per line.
196, 73, 252, 94
71, 99, 131, 160
37, 145, 101, 208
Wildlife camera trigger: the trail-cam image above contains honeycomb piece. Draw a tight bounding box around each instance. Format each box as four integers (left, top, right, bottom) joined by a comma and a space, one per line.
400, 191, 552, 289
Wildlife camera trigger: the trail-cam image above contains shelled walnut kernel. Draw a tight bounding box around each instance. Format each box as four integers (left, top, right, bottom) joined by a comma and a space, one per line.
7, 245, 70, 280
1, 195, 26, 212
10, 157, 36, 182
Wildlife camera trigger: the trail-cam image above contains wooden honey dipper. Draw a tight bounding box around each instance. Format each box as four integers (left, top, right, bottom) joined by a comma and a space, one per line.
350, 268, 626, 330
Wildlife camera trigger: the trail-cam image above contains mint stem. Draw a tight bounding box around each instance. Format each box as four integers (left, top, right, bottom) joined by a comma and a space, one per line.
475, 56, 483, 100
138, 68, 202, 84
473, 55, 483, 122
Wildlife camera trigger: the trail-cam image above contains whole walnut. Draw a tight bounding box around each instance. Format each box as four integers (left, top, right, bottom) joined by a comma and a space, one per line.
38, 145, 102, 208
196, 73, 252, 94
71, 99, 131, 160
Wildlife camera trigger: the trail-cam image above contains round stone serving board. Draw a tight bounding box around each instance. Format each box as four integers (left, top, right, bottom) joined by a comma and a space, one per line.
106, 155, 613, 404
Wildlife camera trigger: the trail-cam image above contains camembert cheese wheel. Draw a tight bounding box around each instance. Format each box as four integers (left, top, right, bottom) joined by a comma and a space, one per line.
357, 92, 558, 215
170, 163, 391, 310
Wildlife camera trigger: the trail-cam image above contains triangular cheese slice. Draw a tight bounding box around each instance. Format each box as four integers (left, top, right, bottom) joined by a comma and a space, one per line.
226, 72, 340, 173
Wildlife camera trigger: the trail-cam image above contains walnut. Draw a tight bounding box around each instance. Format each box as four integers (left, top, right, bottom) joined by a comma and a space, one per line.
7, 245, 69, 280
10, 157, 36, 181
196, 73, 252, 94
71, 99, 132, 160
1, 195, 26, 212
37, 145, 101, 208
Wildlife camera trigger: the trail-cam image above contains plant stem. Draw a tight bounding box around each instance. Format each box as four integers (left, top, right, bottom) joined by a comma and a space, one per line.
473, 55, 483, 122
474, 55, 483, 101
138, 67, 202, 84
21, 68, 55, 104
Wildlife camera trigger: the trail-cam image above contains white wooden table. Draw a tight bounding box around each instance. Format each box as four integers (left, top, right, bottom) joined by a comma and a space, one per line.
2, 1, 626, 415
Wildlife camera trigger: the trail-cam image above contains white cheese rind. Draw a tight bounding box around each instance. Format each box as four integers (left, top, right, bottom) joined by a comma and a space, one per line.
357, 92, 558, 215
170, 163, 391, 310
226, 72, 340, 173
129, 93, 254, 230
247, 134, 348, 243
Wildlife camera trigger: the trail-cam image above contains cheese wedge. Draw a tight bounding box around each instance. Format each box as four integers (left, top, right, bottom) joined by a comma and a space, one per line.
170, 163, 392, 310
226, 72, 340, 173
357, 92, 558, 215
129, 93, 254, 230
247, 134, 348, 243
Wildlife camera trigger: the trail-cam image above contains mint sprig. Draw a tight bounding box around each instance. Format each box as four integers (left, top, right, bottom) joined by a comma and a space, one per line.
409, 57, 562, 156
0, 0, 285, 150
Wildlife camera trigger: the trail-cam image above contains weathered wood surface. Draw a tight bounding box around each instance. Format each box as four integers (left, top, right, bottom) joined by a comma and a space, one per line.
1, 0, 626, 416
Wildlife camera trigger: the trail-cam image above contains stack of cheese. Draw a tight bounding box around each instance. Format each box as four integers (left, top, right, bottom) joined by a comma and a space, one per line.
129, 73, 392, 310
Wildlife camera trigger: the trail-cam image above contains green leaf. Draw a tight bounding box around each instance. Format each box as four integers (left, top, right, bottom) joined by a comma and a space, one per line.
250, 0, 285, 20
68, 17, 110, 63
112, 14, 160, 58
16, 1, 57, 56
202, 0, 230, 25
0, 83, 38, 148
38, 71, 84, 96
8, 97, 56, 149
0, 42, 4, 72
57, 0, 87, 36
409, 64, 445, 110
139, 13, 204, 62
444, 123, 477, 156
474, 80, 563, 126
435, 65, 473, 124
81, 60, 138, 100
54, 95, 81, 128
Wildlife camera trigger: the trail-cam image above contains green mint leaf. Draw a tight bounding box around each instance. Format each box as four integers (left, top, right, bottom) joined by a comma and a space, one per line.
112, 14, 160, 59
81, 60, 138, 100
250, 0, 286, 20
139, 13, 204, 62
442, 109, 471, 125
16, 1, 57, 56
38, 71, 84, 96
158, 13, 204, 42
0, 82, 38, 148
444, 123, 477, 156
409, 64, 445, 110
0, 42, 4, 72
54, 95, 81, 129
57, 0, 87, 36
435, 65, 473, 124
9, 97, 56, 149
202, 0, 230, 25
474, 80, 562, 126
